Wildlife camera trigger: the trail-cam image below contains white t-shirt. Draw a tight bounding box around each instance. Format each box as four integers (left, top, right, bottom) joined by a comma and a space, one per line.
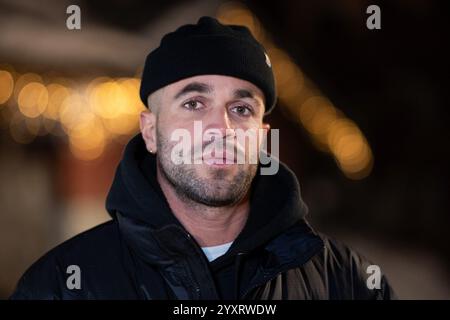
201, 241, 233, 262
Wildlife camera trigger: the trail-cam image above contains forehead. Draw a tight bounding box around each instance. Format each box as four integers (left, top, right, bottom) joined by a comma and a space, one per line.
164, 74, 264, 98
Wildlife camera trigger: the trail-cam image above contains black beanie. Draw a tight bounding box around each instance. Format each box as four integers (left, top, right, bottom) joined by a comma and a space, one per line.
139, 16, 277, 114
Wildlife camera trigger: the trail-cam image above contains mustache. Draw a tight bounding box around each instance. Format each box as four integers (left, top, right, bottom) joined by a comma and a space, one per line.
191, 136, 246, 159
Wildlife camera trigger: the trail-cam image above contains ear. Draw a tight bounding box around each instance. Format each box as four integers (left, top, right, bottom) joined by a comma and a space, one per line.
140, 110, 157, 154
259, 122, 271, 149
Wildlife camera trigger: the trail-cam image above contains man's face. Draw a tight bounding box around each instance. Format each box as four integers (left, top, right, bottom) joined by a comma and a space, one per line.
142, 74, 269, 207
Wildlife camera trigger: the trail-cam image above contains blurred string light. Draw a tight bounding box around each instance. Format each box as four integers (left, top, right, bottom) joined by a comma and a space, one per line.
0, 64, 145, 161
217, 2, 373, 179
1, 6, 372, 177
0, 70, 14, 104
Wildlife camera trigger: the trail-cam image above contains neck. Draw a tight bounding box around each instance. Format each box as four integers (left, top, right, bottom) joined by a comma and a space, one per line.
156, 165, 250, 247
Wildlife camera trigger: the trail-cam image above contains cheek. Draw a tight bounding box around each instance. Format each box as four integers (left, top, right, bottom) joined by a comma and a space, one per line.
154, 120, 172, 150
158, 122, 197, 156
236, 123, 265, 145
235, 118, 264, 138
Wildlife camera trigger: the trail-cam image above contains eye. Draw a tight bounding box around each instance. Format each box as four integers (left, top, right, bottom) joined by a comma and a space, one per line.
231, 105, 253, 117
182, 100, 204, 111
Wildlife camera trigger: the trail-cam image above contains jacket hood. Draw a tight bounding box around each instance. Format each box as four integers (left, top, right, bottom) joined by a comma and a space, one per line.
106, 133, 310, 267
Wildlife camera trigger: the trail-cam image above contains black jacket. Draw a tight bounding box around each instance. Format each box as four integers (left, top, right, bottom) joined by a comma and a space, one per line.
10, 134, 395, 300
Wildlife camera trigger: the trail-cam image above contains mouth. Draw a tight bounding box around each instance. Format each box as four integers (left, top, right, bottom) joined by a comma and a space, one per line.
191, 143, 246, 166
203, 153, 236, 166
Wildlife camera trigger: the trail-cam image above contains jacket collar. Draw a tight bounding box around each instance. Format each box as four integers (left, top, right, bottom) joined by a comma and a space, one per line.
106, 133, 318, 268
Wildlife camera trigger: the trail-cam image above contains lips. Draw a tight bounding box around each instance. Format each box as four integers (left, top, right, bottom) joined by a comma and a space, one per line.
203, 151, 236, 165
191, 141, 246, 165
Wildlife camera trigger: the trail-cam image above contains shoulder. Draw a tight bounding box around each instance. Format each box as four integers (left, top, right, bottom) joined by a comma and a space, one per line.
316, 233, 396, 299
10, 220, 124, 299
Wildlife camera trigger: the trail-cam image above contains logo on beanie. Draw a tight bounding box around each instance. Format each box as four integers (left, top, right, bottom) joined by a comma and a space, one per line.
264, 52, 271, 68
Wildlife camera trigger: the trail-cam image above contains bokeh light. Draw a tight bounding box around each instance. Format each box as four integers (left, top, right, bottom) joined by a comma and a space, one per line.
17, 82, 48, 118
0, 70, 14, 104
217, 2, 374, 179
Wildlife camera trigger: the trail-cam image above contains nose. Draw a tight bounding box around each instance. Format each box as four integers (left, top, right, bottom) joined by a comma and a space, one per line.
203, 106, 235, 139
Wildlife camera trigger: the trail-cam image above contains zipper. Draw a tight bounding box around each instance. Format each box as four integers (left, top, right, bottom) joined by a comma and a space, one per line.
184, 231, 220, 299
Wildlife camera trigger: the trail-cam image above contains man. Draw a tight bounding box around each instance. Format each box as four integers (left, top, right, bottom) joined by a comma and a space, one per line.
11, 16, 395, 300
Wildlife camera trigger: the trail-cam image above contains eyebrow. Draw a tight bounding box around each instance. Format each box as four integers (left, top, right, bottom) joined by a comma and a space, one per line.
233, 88, 256, 100
173, 82, 213, 100
172, 82, 262, 105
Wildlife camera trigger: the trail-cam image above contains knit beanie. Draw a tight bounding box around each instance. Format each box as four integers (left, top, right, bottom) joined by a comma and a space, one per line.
139, 16, 277, 114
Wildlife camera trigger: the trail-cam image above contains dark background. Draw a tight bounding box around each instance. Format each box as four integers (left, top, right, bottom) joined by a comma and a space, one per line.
0, 0, 448, 298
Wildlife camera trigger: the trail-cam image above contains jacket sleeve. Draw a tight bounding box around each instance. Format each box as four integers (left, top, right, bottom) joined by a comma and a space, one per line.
323, 236, 397, 300
9, 253, 63, 300
377, 274, 397, 300
348, 244, 397, 300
